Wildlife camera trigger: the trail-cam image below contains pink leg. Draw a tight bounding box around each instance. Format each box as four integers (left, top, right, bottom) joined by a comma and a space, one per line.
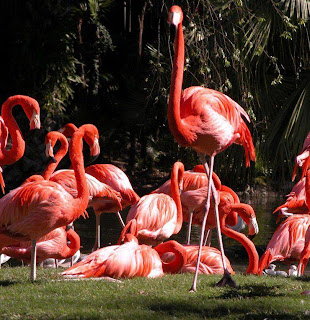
30, 240, 37, 281
189, 155, 215, 292
116, 211, 125, 228
186, 211, 193, 245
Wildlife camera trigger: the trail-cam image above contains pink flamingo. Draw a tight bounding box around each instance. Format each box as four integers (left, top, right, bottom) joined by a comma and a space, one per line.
167, 5, 255, 291
1, 226, 80, 264
59, 123, 140, 250
258, 214, 310, 276
61, 235, 187, 279
0, 124, 99, 280
117, 162, 184, 246
162, 244, 234, 275
292, 131, 310, 181
0, 95, 41, 192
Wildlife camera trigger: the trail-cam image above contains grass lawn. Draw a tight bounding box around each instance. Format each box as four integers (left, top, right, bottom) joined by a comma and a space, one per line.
0, 266, 310, 319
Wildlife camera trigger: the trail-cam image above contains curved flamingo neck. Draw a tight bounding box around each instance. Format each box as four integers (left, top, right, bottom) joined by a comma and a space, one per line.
220, 206, 259, 274
168, 23, 193, 146
62, 229, 80, 259
42, 134, 69, 180
0, 98, 26, 165
306, 169, 310, 210
154, 240, 186, 273
69, 128, 90, 217
171, 163, 184, 234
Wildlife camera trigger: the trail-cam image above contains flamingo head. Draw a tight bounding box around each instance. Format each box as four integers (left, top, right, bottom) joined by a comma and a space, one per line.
80, 124, 100, 159
45, 131, 69, 163
58, 123, 78, 140
168, 6, 183, 28
23, 98, 41, 130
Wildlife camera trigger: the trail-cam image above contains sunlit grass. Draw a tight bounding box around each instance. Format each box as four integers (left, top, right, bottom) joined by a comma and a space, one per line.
0, 266, 310, 319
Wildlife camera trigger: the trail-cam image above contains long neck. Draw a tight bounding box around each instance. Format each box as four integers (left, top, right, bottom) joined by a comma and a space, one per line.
171, 164, 183, 234
0, 98, 26, 165
220, 209, 259, 274
306, 169, 310, 210
154, 240, 187, 273
69, 130, 90, 217
61, 229, 80, 259
43, 136, 68, 180
168, 23, 192, 146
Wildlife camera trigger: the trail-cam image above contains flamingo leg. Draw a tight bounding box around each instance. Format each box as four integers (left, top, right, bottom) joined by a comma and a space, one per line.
200, 154, 236, 287
203, 229, 212, 246
30, 240, 37, 281
116, 211, 125, 228
186, 211, 193, 245
189, 155, 214, 292
55, 259, 58, 269
93, 214, 101, 251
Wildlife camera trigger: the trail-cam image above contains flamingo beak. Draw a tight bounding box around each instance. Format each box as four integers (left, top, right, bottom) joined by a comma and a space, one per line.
248, 217, 259, 239
90, 137, 100, 157
30, 111, 41, 130
45, 140, 57, 163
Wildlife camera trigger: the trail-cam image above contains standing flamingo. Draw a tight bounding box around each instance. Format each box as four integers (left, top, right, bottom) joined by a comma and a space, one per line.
1, 226, 80, 264
117, 162, 184, 246
0, 95, 41, 192
0, 124, 99, 280
258, 214, 310, 276
62, 235, 187, 279
59, 123, 140, 250
167, 5, 255, 291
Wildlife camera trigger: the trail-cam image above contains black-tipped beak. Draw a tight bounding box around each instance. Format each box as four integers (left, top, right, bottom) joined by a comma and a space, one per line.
49, 155, 57, 163
85, 154, 99, 166
247, 234, 256, 240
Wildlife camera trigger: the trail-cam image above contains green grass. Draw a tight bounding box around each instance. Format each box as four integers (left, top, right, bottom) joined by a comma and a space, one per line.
0, 267, 310, 319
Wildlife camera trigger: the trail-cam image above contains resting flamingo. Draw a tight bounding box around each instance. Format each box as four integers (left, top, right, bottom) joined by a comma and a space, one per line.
62, 235, 187, 279
162, 244, 234, 275
167, 5, 255, 291
258, 214, 310, 276
1, 226, 80, 264
59, 123, 140, 250
0, 95, 41, 192
117, 162, 184, 246
0, 124, 99, 281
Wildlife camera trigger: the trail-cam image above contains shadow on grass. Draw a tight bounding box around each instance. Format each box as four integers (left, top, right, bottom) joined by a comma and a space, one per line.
216, 284, 285, 299
0, 280, 18, 287
295, 275, 310, 282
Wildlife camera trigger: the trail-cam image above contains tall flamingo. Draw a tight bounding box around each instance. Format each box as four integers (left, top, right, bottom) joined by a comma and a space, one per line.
62, 235, 187, 279
0, 95, 41, 192
162, 244, 234, 275
1, 226, 80, 264
258, 214, 310, 276
59, 123, 140, 250
0, 124, 99, 280
167, 5, 255, 291
117, 162, 184, 246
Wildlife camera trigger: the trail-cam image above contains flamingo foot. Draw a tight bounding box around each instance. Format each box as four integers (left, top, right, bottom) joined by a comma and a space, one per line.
189, 284, 197, 293
216, 272, 237, 288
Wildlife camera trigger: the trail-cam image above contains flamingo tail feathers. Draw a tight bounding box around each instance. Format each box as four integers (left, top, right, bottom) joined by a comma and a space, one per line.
238, 121, 256, 167
258, 249, 273, 275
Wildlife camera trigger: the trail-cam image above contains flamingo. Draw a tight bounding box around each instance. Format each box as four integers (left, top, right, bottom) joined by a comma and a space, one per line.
59, 123, 140, 250
117, 162, 184, 246
167, 5, 255, 291
258, 214, 310, 276
292, 131, 310, 181
162, 244, 234, 275
1, 226, 80, 264
61, 235, 187, 279
0, 124, 99, 281
24, 130, 123, 244
0, 95, 41, 192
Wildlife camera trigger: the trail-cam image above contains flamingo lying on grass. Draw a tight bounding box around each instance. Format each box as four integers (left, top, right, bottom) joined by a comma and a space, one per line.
167, 5, 255, 291
0, 124, 99, 280
0, 95, 41, 192
117, 162, 184, 246
62, 235, 187, 279
59, 123, 140, 250
258, 214, 310, 277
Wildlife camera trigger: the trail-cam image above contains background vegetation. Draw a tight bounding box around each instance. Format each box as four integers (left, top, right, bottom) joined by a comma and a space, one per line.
0, 0, 309, 191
